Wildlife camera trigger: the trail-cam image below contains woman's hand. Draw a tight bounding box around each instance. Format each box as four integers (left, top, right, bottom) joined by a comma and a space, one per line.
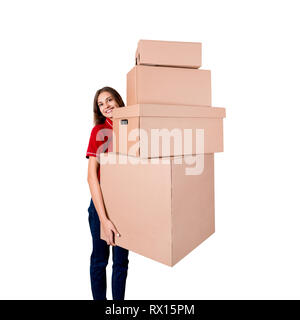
102, 219, 120, 246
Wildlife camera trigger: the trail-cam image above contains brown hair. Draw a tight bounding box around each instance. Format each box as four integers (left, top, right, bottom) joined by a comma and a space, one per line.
93, 86, 125, 125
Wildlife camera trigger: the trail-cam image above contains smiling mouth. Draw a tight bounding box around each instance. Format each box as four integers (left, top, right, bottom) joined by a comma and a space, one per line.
106, 108, 113, 114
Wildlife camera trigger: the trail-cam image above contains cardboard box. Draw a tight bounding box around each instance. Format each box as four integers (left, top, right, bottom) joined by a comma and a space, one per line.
127, 65, 211, 106
113, 104, 225, 158
100, 153, 215, 266
135, 39, 202, 69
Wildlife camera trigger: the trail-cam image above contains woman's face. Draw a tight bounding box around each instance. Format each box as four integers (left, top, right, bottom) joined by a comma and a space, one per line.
97, 91, 120, 119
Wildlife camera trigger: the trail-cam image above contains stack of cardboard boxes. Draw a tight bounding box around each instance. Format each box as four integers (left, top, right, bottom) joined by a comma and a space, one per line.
100, 40, 226, 266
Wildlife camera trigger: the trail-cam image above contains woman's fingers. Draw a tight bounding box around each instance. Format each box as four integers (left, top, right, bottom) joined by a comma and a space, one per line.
112, 225, 120, 238
104, 232, 113, 246
109, 230, 115, 246
103, 220, 120, 246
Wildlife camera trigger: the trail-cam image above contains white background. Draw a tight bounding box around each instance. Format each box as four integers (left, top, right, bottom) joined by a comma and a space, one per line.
0, 0, 299, 300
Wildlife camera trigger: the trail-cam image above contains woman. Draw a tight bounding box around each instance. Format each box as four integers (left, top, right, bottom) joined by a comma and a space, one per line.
86, 86, 129, 300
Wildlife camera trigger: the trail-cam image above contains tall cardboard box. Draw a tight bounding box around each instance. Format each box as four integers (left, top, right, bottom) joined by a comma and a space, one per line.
100, 153, 215, 266
127, 65, 211, 106
135, 39, 202, 68
113, 103, 225, 158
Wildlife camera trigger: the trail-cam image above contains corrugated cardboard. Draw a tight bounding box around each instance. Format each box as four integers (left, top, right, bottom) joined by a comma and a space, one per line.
135, 39, 202, 68
127, 65, 211, 106
100, 153, 215, 267
113, 104, 225, 158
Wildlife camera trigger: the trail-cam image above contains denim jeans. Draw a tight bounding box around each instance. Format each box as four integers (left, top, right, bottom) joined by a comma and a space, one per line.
88, 198, 129, 300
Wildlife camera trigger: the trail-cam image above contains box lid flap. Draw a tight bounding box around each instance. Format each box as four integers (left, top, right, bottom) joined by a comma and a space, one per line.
113, 104, 226, 119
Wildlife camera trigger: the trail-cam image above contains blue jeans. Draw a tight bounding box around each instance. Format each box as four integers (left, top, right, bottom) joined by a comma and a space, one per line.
88, 198, 129, 300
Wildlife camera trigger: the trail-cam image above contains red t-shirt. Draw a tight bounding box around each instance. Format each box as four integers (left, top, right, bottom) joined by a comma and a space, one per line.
86, 118, 113, 180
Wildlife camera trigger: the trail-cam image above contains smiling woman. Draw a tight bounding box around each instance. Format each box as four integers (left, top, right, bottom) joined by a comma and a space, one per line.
98, 93, 118, 117
93, 86, 125, 125
87, 86, 128, 300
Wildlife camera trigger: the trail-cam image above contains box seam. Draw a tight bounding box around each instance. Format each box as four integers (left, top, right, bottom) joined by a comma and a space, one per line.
114, 115, 224, 119
135, 67, 138, 103
170, 160, 173, 266
138, 117, 141, 157
137, 63, 199, 69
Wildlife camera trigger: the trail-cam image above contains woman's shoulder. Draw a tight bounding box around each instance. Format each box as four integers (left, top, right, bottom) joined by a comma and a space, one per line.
89, 122, 111, 141
90, 123, 107, 134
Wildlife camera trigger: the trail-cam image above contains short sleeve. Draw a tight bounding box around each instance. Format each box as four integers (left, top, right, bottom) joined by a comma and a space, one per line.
86, 126, 98, 159
86, 125, 111, 159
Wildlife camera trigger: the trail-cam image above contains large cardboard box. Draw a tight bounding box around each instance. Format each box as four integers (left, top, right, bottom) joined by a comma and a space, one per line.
127, 65, 211, 106
100, 153, 215, 266
113, 104, 225, 158
135, 39, 202, 69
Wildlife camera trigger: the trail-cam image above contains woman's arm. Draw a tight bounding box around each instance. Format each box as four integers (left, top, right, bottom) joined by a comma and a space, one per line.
87, 156, 119, 246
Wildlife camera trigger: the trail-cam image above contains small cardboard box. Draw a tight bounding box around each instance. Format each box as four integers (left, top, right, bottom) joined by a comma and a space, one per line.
135, 39, 202, 68
100, 153, 215, 266
127, 65, 211, 106
113, 104, 225, 158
